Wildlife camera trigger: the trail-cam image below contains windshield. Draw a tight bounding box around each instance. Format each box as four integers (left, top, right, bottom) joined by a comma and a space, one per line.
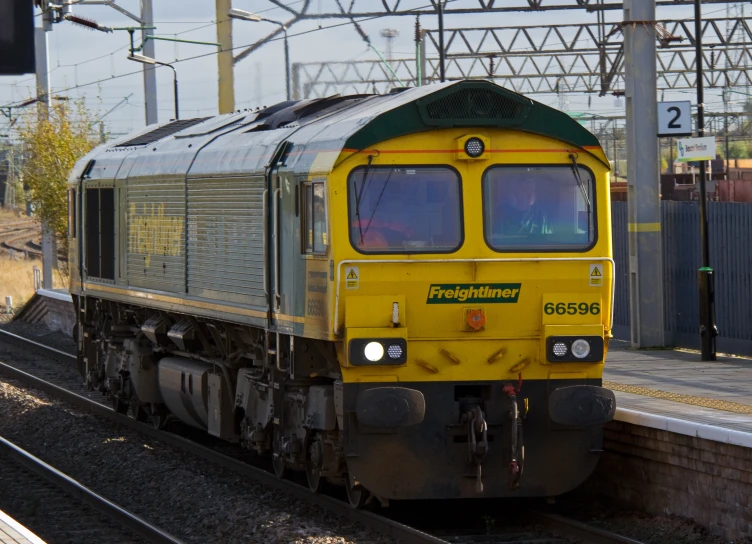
483, 165, 595, 251
348, 166, 462, 253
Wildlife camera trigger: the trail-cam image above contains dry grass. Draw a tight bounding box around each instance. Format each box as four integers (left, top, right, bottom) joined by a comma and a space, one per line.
0, 257, 68, 315
0, 207, 29, 223
0, 207, 68, 320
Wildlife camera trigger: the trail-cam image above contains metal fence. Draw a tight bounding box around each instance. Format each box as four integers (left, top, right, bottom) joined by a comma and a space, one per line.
612, 201, 752, 356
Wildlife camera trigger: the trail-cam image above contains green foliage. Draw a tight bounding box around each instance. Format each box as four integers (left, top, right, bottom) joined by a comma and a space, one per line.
18, 99, 96, 239
719, 140, 752, 159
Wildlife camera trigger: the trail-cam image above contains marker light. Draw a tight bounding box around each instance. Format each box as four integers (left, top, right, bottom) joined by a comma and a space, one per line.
464, 137, 485, 158
364, 341, 385, 362
571, 339, 591, 359
552, 342, 568, 357
387, 344, 404, 360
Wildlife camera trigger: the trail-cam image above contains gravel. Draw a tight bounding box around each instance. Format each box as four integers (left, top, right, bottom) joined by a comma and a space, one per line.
0, 419, 146, 544
0, 375, 394, 544
555, 497, 735, 544
1, 319, 76, 353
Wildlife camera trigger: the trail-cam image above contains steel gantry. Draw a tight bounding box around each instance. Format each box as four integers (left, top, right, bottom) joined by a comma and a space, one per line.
237, 0, 746, 68
252, 0, 748, 18
230, 1, 749, 111
291, 15, 752, 98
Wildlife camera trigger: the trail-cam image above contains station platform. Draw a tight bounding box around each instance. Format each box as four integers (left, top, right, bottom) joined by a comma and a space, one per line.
604, 339, 752, 446
0, 510, 45, 544
591, 341, 752, 540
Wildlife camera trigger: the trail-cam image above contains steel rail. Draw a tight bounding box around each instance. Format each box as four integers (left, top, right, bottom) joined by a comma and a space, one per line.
1, 227, 43, 257
0, 329, 76, 363
0, 329, 645, 544
0, 434, 184, 544
0, 220, 37, 232
527, 512, 647, 544
0, 331, 448, 544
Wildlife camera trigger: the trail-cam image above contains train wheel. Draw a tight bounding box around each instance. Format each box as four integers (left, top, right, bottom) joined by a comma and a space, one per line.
130, 403, 148, 422
150, 404, 168, 430
272, 454, 287, 479
112, 397, 128, 414
272, 427, 288, 478
345, 474, 368, 509
305, 435, 326, 493
306, 463, 324, 493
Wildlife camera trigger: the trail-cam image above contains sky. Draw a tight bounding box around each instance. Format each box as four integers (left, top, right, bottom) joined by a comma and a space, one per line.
0, 1, 747, 140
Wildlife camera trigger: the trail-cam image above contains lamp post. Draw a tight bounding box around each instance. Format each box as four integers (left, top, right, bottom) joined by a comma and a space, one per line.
229, 8, 290, 101
128, 54, 179, 121
694, 0, 716, 360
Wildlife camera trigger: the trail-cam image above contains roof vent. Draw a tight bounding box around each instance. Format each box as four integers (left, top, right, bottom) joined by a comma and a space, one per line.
418, 86, 531, 127
115, 117, 209, 147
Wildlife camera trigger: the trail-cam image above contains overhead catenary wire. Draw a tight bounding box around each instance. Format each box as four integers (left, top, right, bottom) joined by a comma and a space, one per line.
3, 0, 462, 110
3, 0, 747, 133
3, 0, 729, 100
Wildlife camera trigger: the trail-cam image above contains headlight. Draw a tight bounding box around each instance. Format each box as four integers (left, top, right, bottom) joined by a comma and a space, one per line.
364, 341, 385, 362
348, 338, 407, 365
464, 137, 485, 158
571, 339, 591, 359
572, 338, 590, 359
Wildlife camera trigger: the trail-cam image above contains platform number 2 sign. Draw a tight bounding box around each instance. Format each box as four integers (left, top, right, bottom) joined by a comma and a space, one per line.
657, 101, 692, 137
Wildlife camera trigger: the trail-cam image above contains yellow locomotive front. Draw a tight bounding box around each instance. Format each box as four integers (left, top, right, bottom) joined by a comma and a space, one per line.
321, 92, 615, 501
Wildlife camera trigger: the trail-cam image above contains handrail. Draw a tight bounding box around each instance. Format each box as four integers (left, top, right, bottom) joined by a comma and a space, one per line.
262, 189, 269, 298
273, 188, 281, 311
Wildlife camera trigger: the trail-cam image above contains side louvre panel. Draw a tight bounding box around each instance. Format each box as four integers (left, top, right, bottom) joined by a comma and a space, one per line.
126, 177, 186, 293
186, 176, 266, 306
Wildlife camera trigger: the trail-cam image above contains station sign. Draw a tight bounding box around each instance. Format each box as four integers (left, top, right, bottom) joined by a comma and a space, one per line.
676, 136, 716, 162
657, 101, 692, 137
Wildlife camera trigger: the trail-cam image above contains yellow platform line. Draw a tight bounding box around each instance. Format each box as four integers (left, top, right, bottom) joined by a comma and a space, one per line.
604, 380, 752, 415
627, 222, 661, 233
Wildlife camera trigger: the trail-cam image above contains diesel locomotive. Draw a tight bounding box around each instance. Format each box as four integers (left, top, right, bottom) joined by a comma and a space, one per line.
68, 80, 616, 507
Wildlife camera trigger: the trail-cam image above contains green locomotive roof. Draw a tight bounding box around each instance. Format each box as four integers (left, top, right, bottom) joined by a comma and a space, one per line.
68, 80, 606, 185
342, 80, 602, 153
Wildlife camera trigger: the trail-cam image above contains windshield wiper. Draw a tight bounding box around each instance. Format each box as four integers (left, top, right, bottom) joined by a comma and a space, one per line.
354, 154, 375, 244
568, 153, 592, 229
361, 168, 393, 240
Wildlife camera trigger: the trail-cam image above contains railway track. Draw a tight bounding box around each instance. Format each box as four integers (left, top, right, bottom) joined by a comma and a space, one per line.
0, 221, 64, 261
0, 328, 644, 544
1, 222, 42, 258
0, 433, 182, 543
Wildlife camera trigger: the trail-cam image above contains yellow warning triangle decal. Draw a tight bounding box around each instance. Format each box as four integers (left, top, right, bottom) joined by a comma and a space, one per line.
347, 269, 358, 279
591, 267, 602, 277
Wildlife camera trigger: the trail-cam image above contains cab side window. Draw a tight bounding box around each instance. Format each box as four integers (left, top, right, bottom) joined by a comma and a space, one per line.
301, 181, 327, 255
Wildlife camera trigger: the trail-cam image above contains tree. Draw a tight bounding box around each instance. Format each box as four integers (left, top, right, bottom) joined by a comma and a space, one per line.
17, 99, 97, 243
716, 140, 752, 160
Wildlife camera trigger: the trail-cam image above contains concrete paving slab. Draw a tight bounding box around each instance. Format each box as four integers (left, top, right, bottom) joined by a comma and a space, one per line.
605, 339, 752, 442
